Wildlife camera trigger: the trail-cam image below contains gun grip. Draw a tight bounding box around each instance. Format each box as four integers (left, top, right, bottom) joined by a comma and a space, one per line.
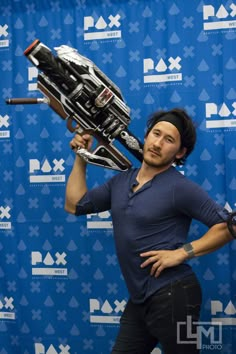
76, 142, 132, 171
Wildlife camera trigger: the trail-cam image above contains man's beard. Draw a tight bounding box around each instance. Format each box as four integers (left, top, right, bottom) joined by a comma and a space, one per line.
143, 148, 175, 169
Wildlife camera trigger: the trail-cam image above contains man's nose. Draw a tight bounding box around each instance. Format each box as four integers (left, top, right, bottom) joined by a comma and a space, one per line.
153, 136, 163, 147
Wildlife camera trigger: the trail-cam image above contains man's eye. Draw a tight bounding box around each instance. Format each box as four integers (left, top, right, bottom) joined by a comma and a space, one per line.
166, 138, 174, 143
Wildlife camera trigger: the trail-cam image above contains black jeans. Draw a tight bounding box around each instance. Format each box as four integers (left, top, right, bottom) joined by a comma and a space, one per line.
111, 273, 202, 354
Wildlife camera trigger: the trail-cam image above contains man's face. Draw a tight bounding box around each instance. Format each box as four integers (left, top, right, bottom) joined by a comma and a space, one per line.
143, 121, 185, 168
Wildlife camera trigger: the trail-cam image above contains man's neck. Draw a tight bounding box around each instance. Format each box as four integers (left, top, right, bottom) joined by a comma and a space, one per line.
136, 162, 172, 186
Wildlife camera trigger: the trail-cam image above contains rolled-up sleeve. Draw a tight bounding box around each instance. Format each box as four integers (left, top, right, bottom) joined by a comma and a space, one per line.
174, 178, 230, 227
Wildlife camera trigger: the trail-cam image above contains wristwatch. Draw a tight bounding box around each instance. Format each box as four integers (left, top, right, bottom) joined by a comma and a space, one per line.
183, 243, 195, 259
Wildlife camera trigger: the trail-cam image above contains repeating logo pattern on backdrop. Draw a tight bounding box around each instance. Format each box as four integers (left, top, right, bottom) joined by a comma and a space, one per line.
0, 23, 9, 47
0, 296, 15, 321
205, 101, 236, 129
0, 1, 235, 353
0, 205, 11, 230
203, 4, 236, 30
143, 56, 182, 84
0, 114, 10, 138
84, 14, 122, 41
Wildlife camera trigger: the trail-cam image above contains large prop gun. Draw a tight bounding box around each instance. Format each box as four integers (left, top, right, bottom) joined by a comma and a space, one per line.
6, 39, 143, 171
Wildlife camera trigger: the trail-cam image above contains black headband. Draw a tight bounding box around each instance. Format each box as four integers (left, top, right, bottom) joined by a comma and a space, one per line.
156, 114, 185, 141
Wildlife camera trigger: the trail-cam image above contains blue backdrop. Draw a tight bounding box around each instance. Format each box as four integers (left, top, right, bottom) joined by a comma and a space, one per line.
0, 0, 236, 353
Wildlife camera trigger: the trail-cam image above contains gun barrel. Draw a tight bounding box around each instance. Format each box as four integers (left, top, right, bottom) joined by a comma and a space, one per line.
24, 39, 78, 95
6, 97, 48, 105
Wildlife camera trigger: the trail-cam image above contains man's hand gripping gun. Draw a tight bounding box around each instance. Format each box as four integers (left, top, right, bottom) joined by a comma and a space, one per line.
6, 40, 143, 171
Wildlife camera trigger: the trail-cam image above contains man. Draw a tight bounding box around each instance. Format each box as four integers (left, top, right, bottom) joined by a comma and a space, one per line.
65, 108, 233, 354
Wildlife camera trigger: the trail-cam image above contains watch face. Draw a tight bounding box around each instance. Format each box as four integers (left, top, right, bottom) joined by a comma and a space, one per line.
183, 243, 194, 258
184, 244, 192, 252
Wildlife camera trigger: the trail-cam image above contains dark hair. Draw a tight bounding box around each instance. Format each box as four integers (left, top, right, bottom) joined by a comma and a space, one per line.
145, 108, 197, 166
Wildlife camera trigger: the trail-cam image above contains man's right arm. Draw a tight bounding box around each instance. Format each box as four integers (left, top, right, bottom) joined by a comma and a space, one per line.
64, 133, 92, 214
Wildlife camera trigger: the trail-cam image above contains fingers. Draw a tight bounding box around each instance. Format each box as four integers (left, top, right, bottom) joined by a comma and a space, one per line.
151, 262, 162, 277
70, 132, 93, 151
140, 252, 159, 268
140, 251, 171, 277
140, 258, 163, 277
140, 249, 184, 277
140, 253, 163, 277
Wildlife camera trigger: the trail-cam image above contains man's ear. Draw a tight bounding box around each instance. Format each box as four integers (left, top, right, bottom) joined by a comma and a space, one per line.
176, 147, 187, 159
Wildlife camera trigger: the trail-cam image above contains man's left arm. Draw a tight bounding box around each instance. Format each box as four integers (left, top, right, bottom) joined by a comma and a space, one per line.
185, 222, 233, 257
140, 222, 233, 277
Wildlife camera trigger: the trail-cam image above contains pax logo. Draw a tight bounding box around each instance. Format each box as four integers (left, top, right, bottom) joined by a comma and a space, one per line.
0, 24, 9, 48
28, 66, 39, 91
211, 300, 236, 325
89, 298, 126, 324
87, 211, 113, 229
203, 4, 236, 31
205, 102, 236, 129
31, 251, 68, 277
0, 114, 10, 138
35, 344, 70, 354
29, 158, 65, 183
0, 296, 15, 320
84, 14, 122, 41
143, 57, 182, 84
0, 206, 11, 230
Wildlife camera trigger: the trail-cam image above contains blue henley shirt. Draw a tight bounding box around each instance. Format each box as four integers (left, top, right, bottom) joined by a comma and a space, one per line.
75, 166, 228, 303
